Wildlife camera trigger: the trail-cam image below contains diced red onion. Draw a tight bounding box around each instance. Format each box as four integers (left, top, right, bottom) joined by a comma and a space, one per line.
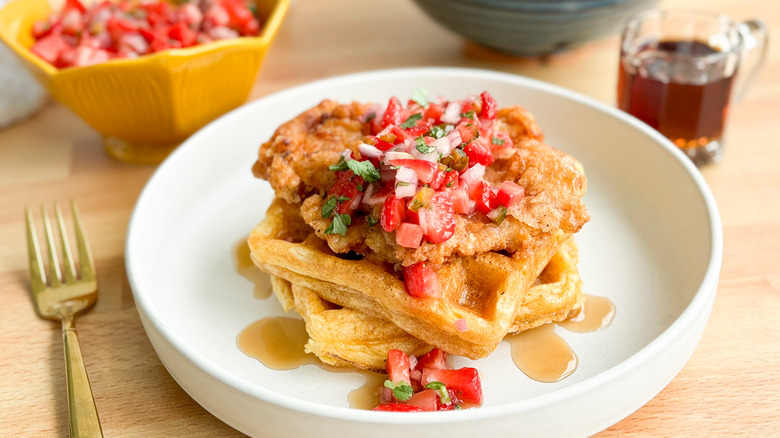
460, 163, 485, 187
417, 208, 428, 231
350, 193, 363, 210
395, 167, 418, 198
446, 129, 462, 149
341, 150, 353, 161
454, 318, 468, 332
430, 136, 452, 157
358, 142, 383, 159
384, 151, 415, 164
440, 102, 462, 124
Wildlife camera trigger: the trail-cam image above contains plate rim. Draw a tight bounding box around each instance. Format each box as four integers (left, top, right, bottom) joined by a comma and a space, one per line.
126, 66, 723, 425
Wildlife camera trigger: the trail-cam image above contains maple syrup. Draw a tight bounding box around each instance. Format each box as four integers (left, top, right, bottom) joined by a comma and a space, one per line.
234, 239, 272, 299
505, 294, 614, 382
237, 316, 384, 409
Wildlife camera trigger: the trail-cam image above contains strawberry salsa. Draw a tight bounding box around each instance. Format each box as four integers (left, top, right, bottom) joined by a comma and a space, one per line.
373, 348, 483, 411
320, 90, 526, 299
30, 0, 262, 68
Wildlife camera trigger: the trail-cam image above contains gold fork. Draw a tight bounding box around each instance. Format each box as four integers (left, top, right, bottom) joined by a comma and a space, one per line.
26, 201, 103, 438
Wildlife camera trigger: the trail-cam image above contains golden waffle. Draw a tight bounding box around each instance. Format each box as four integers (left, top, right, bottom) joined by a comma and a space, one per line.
268, 235, 582, 371
248, 197, 583, 360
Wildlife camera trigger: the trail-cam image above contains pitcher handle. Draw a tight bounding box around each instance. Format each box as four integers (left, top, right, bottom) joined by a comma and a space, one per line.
735, 19, 769, 102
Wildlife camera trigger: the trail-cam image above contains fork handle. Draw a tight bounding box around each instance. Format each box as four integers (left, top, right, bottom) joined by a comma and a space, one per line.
62, 316, 104, 438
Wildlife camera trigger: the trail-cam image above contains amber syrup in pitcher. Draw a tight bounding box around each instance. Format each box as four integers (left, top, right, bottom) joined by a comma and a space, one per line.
618, 40, 735, 152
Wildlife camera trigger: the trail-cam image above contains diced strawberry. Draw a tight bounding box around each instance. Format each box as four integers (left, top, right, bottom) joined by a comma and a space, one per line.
381, 97, 403, 128
31, 20, 55, 40
390, 125, 414, 144
497, 181, 525, 207
442, 170, 459, 189
480, 91, 498, 120
221, 0, 256, 28
407, 389, 438, 412
381, 195, 406, 232
372, 403, 423, 412
456, 121, 478, 143
396, 223, 423, 248
427, 169, 446, 190
375, 139, 395, 151
416, 348, 448, 371
402, 262, 441, 298
138, 27, 169, 52
388, 159, 438, 185
423, 102, 444, 122
30, 34, 70, 66
421, 368, 483, 405
450, 186, 472, 215
63, 0, 87, 14
328, 170, 365, 215
463, 137, 494, 166
386, 349, 411, 385
490, 131, 514, 150
168, 22, 197, 47
421, 191, 455, 243
469, 180, 498, 215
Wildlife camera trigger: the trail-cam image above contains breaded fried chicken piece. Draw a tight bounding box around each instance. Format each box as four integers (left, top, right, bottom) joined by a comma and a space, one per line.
252, 100, 371, 204
254, 98, 589, 267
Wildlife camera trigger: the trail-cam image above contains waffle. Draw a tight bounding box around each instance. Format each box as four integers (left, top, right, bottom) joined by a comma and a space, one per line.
248, 197, 584, 361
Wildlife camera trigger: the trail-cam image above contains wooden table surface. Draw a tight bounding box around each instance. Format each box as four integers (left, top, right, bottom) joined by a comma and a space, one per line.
1, 0, 778, 436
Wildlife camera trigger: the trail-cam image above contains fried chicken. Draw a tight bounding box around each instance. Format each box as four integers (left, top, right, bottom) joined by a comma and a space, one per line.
253, 98, 589, 267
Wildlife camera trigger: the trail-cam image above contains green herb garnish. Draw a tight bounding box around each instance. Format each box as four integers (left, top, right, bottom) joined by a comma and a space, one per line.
324, 213, 351, 236
424, 381, 452, 404
346, 159, 380, 183
366, 216, 378, 227
416, 137, 436, 154
412, 88, 429, 107
460, 110, 475, 120
491, 136, 505, 146
426, 124, 447, 139
384, 380, 414, 401
400, 113, 423, 129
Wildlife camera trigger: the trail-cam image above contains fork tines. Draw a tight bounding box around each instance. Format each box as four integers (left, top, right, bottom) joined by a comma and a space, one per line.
26, 201, 95, 293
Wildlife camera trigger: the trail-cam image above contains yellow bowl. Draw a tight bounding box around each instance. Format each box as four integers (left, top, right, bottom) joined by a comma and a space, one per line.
0, 0, 289, 164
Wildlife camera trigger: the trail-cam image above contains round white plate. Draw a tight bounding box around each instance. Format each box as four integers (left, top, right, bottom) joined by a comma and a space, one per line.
127, 67, 722, 437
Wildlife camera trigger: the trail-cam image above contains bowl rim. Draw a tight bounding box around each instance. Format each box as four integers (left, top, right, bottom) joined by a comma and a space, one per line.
0, 0, 289, 79
414, 0, 657, 13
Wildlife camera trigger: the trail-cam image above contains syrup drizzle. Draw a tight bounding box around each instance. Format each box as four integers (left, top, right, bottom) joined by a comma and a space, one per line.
237, 316, 384, 409
505, 294, 615, 382
234, 239, 272, 299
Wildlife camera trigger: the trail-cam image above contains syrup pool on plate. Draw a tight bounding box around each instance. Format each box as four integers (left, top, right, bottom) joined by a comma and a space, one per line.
505, 294, 615, 382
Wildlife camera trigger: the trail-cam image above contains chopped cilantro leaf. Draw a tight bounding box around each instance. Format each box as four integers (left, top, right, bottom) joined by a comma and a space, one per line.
328, 157, 349, 172
412, 88, 429, 107
324, 213, 351, 236
426, 125, 447, 139
366, 216, 378, 226
491, 136, 505, 146
424, 381, 452, 404
460, 110, 475, 120
346, 159, 381, 183
384, 380, 414, 401
336, 195, 350, 203
321, 196, 337, 218
416, 137, 436, 154
400, 113, 423, 129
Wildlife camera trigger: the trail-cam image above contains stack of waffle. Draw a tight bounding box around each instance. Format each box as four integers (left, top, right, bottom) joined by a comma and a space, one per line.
247, 99, 589, 372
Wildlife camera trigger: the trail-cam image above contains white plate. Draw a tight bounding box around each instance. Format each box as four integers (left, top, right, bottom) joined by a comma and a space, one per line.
126, 67, 722, 437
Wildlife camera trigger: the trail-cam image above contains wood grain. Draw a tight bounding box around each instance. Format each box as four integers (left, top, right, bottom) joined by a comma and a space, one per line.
1, 0, 778, 436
